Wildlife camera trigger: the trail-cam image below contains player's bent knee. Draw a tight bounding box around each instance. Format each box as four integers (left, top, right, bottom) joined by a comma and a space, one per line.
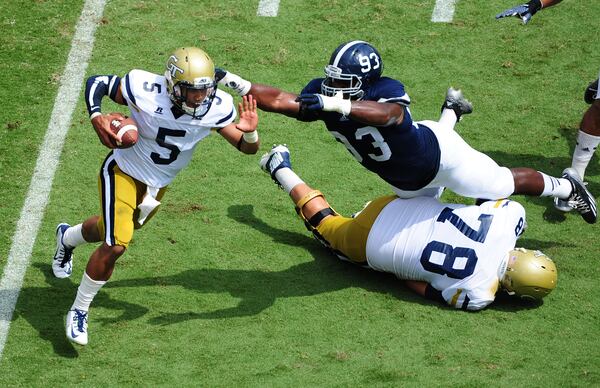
100, 243, 126, 258
477, 168, 515, 199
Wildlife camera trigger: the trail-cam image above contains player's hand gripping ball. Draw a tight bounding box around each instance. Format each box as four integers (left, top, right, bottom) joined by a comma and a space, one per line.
108, 113, 138, 148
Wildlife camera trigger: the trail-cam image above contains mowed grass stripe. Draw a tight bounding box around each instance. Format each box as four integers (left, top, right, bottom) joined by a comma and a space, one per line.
0, 0, 107, 361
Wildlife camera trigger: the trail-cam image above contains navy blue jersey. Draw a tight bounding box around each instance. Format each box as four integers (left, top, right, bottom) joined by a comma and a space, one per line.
300, 77, 441, 191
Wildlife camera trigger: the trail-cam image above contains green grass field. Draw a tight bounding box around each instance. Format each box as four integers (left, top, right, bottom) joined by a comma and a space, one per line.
1, 0, 599, 386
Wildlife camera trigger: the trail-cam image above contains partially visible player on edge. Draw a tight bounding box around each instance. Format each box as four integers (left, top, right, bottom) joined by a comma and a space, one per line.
555, 75, 600, 212
217, 40, 597, 223
258, 144, 557, 311
52, 47, 260, 346
497, 3, 600, 213
496, 0, 563, 24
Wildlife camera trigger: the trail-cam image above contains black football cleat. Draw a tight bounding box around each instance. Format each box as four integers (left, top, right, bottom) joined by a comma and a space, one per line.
441, 87, 473, 122
562, 168, 597, 224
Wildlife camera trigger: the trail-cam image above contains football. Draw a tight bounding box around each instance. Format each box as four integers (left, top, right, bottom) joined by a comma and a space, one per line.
108, 113, 138, 148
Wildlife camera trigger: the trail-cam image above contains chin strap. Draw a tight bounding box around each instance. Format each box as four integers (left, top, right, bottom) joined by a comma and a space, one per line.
294, 190, 336, 230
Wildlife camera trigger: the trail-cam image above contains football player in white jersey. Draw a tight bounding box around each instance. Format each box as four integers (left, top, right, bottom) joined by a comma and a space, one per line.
52, 47, 261, 346
259, 145, 557, 311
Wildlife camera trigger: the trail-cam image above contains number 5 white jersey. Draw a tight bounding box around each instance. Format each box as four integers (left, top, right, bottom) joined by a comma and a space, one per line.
366, 197, 525, 311
115, 69, 236, 187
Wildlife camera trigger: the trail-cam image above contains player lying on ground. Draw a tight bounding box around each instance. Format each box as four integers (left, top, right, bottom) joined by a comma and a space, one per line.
259, 145, 557, 311
218, 40, 597, 224
52, 47, 260, 346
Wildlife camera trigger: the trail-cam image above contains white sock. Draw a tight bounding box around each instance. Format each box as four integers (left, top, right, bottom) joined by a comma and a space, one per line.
63, 223, 87, 248
71, 272, 106, 312
438, 108, 458, 130
571, 130, 600, 180
539, 172, 572, 199
274, 168, 304, 194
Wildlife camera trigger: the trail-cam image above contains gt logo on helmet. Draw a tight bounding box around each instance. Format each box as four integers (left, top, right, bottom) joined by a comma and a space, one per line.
166, 56, 184, 78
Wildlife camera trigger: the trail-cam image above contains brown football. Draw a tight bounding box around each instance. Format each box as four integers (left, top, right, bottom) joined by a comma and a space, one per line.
109, 114, 138, 148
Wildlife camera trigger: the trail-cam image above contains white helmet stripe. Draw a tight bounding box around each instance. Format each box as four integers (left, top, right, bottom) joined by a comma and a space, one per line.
332, 40, 367, 67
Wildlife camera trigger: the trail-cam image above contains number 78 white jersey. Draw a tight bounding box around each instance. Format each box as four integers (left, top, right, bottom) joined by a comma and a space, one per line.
114, 69, 237, 188
366, 197, 525, 311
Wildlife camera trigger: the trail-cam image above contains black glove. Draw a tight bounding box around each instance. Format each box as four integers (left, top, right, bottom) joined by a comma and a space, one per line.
495, 0, 542, 24
584, 79, 599, 104
295, 94, 325, 112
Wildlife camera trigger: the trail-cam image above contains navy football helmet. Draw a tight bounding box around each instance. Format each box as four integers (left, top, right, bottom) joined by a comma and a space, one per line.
321, 41, 383, 100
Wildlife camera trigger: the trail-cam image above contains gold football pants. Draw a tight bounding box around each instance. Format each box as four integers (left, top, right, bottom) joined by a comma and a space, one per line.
314, 195, 396, 263
97, 152, 166, 248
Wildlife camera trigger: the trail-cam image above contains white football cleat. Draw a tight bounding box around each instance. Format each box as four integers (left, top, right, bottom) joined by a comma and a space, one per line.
66, 309, 88, 346
52, 223, 74, 278
259, 145, 292, 185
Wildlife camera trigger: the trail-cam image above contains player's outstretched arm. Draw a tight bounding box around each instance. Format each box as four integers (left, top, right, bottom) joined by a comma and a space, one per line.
496, 0, 563, 24
218, 95, 260, 154
296, 93, 405, 127
216, 68, 300, 118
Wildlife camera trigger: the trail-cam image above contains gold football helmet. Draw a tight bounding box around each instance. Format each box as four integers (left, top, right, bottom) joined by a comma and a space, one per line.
501, 248, 557, 300
164, 47, 216, 119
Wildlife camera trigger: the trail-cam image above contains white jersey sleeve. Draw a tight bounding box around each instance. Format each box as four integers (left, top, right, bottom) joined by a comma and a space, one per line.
114, 69, 237, 187
367, 198, 525, 311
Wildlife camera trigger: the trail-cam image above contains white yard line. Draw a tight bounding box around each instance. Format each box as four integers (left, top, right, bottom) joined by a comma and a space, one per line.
0, 0, 106, 362
257, 0, 280, 17
432, 0, 457, 23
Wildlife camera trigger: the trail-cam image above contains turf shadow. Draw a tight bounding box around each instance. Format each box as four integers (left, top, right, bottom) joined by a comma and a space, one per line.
104, 204, 435, 325
12, 263, 149, 358
107, 204, 547, 325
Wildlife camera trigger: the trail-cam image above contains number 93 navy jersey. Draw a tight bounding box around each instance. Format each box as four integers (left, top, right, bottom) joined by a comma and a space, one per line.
301, 77, 441, 191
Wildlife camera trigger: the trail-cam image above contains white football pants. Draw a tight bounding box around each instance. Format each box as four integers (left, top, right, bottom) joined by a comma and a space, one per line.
392, 119, 515, 200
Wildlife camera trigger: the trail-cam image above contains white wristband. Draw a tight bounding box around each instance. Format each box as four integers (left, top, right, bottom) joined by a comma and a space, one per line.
320, 94, 352, 116
89, 112, 102, 120
242, 130, 259, 143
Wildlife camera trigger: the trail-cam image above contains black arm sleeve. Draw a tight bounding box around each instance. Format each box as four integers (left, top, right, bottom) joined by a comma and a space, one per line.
424, 284, 446, 305
84, 75, 121, 117
584, 79, 599, 104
